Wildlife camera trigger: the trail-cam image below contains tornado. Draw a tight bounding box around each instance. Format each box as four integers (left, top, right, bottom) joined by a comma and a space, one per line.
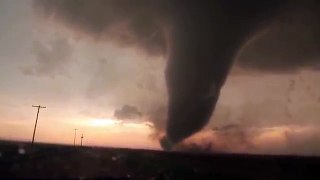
34, 0, 319, 150
160, 0, 289, 149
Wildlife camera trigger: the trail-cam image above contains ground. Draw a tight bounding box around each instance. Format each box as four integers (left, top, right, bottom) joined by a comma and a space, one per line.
0, 140, 319, 179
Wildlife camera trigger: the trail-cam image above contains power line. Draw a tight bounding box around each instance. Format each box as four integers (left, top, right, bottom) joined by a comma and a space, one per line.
31, 105, 46, 146
80, 134, 84, 147
73, 128, 78, 146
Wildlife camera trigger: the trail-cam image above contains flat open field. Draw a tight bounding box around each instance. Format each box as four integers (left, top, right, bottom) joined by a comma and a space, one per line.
0, 140, 319, 179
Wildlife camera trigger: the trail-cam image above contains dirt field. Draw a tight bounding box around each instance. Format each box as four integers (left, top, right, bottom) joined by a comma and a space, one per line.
0, 140, 319, 179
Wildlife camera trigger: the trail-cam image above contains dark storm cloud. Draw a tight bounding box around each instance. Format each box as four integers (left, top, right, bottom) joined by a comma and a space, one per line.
33, 0, 320, 148
21, 36, 73, 77
33, 0, 320, 73
236, 9, 320, 73
33, 0, 166, 55
114, 105, 142, 120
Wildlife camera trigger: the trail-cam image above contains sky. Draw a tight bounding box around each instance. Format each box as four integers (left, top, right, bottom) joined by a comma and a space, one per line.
0, 0, 164, 149
0, 0, 320, 155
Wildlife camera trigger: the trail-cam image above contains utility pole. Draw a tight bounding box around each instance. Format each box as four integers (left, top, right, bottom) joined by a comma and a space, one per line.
80, 134, 84, 147
31, 105, 46, 146
73, 128, 78, 146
